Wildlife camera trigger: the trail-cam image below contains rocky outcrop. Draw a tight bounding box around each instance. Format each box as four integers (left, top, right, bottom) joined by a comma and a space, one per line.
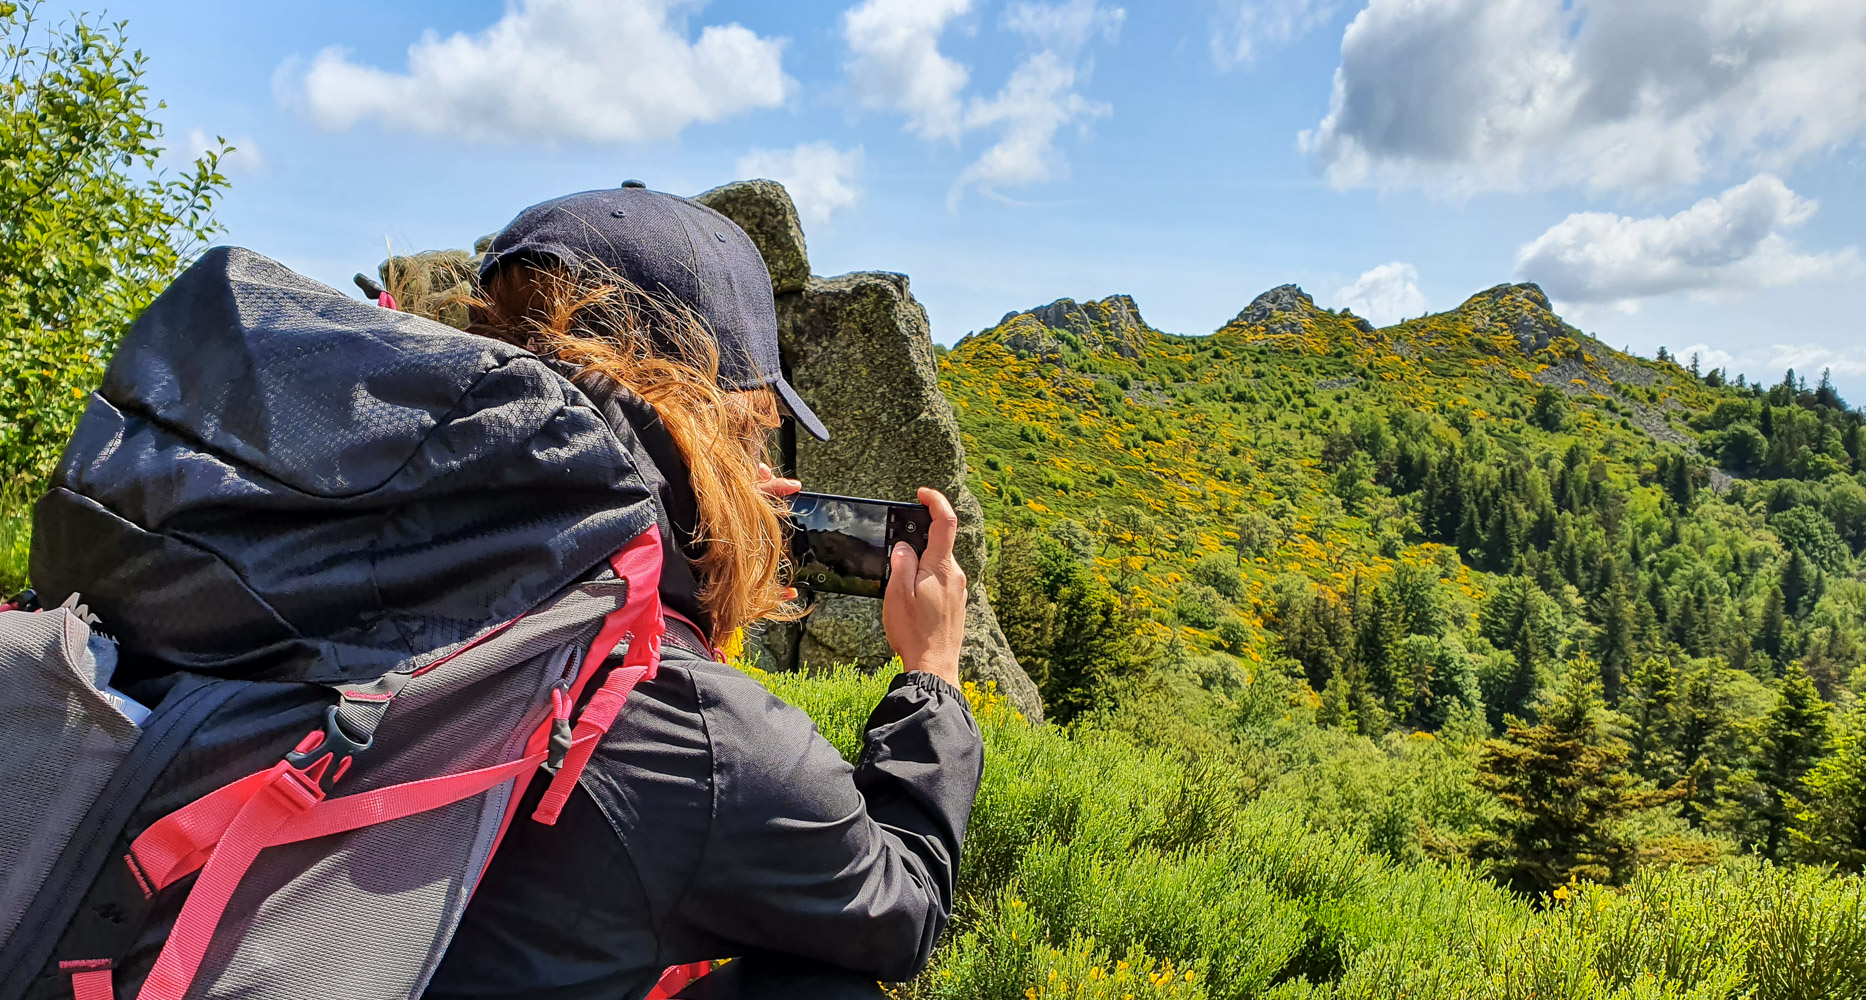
1221, 283, 1364, 342
1233, 283, 1315, 327
694, 179, 809, 295
1459, 282, 1573, 354
697, 180, 1043, 720
377, 250, 478, 329
980, 294, 1152, 363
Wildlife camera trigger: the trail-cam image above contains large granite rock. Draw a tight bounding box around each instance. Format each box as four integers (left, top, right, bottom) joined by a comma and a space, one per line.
699, 180, 1042, 720
693, 179, 810, 295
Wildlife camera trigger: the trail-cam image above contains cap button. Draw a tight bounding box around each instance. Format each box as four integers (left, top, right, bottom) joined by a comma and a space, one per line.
620, 179, 646, 189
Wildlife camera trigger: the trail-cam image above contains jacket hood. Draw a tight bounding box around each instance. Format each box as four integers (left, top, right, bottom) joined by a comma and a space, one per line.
31, 247, 658, 683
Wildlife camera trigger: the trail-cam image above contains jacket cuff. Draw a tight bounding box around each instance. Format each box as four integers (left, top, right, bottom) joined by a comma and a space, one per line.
889, 670, 969, 705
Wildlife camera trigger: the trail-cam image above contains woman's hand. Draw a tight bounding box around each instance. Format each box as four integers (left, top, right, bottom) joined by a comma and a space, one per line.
756, 462, 801, 500
757, 463, 804, 601
882, 488, 966, 688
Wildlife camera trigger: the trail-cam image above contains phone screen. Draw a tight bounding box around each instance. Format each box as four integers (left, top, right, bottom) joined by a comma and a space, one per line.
787, 493, 931, 599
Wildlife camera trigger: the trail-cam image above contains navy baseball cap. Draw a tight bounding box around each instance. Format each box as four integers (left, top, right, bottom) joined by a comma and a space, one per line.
479, 181, 829, 440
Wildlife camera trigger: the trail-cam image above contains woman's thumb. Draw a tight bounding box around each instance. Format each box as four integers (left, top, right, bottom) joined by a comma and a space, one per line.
886, 541, 918, 600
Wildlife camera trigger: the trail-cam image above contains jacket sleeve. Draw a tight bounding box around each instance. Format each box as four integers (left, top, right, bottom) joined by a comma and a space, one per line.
678, 670, 984, 982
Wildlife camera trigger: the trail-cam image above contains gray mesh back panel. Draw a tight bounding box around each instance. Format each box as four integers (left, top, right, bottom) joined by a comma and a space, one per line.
185, 580, 628, 1000
0, 610, 141, 946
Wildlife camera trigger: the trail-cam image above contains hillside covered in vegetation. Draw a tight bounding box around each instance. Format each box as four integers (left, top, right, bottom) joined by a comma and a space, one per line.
943, 281, 1866, 884
765, 665, 1864, 1000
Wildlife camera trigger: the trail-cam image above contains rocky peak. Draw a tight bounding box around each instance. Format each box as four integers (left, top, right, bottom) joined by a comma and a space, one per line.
1456, 282, 1573, 354
1232, 284, 1316, 326
989, 294, 1152, 362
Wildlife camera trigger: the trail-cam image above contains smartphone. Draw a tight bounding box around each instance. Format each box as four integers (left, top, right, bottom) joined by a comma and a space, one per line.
787, 492, 933, 599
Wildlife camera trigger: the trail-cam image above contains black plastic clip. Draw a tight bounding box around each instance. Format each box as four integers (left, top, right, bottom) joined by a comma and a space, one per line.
286, 705, 373, 793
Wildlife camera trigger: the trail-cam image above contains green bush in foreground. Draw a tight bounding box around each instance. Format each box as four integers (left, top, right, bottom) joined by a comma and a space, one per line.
759, 665, 1866, 1000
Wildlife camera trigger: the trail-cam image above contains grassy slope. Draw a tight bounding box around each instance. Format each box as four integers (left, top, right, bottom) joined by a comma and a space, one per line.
942, 283, 1781, 675
762, 665, 1866, 1000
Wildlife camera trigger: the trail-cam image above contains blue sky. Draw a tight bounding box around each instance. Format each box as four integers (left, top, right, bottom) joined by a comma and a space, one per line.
103, 0, 1866, 398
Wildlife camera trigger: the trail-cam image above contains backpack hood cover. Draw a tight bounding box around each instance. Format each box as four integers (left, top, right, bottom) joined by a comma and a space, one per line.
31, 247, 657, 682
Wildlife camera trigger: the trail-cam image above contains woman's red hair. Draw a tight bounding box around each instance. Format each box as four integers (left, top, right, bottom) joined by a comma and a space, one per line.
467, 262, 795, 638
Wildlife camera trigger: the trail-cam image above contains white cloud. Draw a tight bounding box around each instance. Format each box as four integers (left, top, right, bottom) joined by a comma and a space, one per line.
735, 142, 865, 225
951, 52, 1109, 201
1301, 0, 1866, 193
1515, 174, 1858, 308
1333, 261, 1427, 326
165, 129, 265, 175
282, 0, 791, 143
1677, 342, 1866, 390
1212, 0, 1337, 67
842, 0, 973, 141
948, 0, 1121, 204
1766, 345, 1866, 381
1003, 0, 1124, 50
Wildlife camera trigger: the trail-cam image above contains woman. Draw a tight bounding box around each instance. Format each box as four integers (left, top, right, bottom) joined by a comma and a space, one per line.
422, 184, 984, 999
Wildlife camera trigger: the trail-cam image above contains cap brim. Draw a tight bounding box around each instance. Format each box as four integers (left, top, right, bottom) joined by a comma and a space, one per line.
771, 377, 829, 441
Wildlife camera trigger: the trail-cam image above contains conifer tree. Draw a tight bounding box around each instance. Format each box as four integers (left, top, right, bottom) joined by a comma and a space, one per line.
1790, 703, 1866, 872
1590, 579, 1635, 703
1780, 548, 1821, 616
1623, 653, 1684, 784
1669, 658, 1750, 829
1756, 585, 1788, 663
1473, 657, 1681, 893
1479, 576, 1561, 723
1757, 669, 1830, 859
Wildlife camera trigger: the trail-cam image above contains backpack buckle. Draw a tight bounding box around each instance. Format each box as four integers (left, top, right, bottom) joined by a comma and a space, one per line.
285, 705, 373, 793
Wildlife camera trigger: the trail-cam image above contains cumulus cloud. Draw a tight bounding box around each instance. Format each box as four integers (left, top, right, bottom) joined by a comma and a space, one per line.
842, 0, 973, 141
951, 52, 1109, 200
948, 0, 1121, 204
1333, 262, 1428, 326
282, 0, 791, 143
1211, 0, 1338, 67
1515, 174, 1858, 308
735, 142, 865, 224
1301, 0, 1866, 193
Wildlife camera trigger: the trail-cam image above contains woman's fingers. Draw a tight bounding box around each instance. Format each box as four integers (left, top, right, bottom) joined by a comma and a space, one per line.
881, 488, 966, 687
756, 463, 802, 498
916, 487, 959, 571
886, 541, 919, 602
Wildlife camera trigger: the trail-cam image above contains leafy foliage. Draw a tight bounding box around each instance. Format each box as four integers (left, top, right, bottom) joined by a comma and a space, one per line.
0, 3, 228, 590
764, 665, 1866, 1000
943, 281, 1866, 882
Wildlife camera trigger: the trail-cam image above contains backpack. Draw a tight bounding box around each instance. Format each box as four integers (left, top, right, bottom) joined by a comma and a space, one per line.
0, 248, 708, 1000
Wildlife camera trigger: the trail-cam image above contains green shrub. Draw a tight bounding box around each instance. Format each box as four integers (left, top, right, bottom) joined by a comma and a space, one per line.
1189, 554, 1244, 600
758, 666, 1866, 1000
0, 495, 27, 595
1, 8, 228, 495
1174, 585, 1225, 629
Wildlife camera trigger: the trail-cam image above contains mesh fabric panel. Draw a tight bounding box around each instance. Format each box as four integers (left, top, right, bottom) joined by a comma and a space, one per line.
0, 610, 140, 946
183, 581, 627, 999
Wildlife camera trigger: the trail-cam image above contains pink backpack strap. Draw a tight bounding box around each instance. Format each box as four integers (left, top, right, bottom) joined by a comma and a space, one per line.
531, 531, 666, 825
123, 528, 667, 1000
649, 961, 714, 998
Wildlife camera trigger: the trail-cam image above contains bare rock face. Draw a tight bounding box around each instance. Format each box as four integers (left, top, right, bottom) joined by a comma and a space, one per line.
693, 179, 810, 295
697, 180, 1043, 720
